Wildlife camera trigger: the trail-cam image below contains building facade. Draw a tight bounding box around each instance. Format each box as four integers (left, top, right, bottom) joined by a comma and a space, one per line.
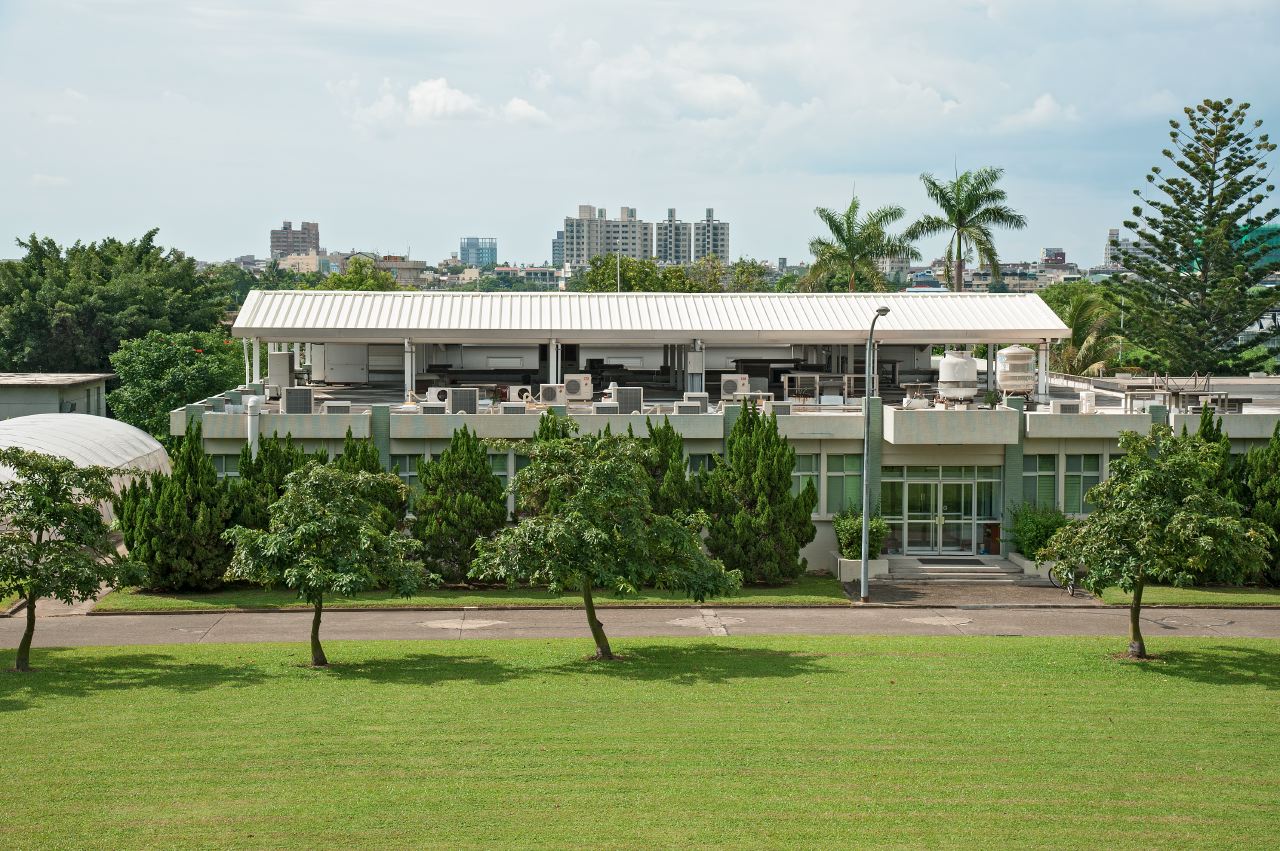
561, 205, 654, 267
694, 208, 730, 261
656, 209, 692, 265
270, 221, 320, 259
551, 230, 565, 267
0, 373, 112, 419
459, 237, 498, 268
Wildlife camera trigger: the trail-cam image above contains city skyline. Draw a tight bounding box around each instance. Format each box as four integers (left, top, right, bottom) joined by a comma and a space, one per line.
2, 1, 1277, 267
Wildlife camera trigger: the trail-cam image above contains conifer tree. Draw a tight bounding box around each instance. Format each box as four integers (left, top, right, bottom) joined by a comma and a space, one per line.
534, 409, 578, 441
703, 404, 818, 584
115, 420, 233, 591
331, 428, 404, 532
1113, 98, 1280, 374
643, 416, 697, 515
229, 435, 312, 529
412, 426, 507, 583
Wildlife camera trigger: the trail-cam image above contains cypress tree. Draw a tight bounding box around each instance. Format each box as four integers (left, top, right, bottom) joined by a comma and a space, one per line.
230, 435, 311, 529
116, 420, 234, 591
643, 416, 697, 515
411, 425, 507, 583
1236, 423, 1280, 585
703, 404, 818, 584
332, 428, 404, 532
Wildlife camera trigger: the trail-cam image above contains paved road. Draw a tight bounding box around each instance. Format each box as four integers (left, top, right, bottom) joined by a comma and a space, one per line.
2, 605, 1279, 648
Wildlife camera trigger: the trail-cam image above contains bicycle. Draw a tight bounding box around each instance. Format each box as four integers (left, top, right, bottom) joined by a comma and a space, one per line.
1047, 562, 1078, 597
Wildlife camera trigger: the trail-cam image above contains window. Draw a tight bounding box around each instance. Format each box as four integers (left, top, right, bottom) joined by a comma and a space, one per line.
392, 454, 422, 485
792, 454, 818, 499
1022, 454, 1057, 508
825, 454, 862, 514
1064, 454, 1100, 514
212, 454, 240, 478
489, 453, 511, 492
687, 453, 718, 474
880, 480, 904, 519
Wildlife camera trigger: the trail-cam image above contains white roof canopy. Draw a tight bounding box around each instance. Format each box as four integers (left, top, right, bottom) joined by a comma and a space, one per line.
233, 290, 1069, 345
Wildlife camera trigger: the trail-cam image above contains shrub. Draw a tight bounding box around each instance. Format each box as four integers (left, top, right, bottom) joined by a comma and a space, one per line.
1012, 504, 1070, 560
832, 513, 890, 560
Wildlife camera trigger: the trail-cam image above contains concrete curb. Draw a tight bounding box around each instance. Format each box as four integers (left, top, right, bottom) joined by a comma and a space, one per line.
1, 598, 26, 618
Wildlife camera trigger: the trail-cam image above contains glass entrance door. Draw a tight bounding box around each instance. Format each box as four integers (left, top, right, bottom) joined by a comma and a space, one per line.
940, 482, 975, 553
905, 481, 938, 554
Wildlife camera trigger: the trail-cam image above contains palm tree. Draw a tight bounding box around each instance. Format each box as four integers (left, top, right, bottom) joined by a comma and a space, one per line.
905, 167, 1027, 292
1051, 291, 1123, 376
806, 194, 919, 292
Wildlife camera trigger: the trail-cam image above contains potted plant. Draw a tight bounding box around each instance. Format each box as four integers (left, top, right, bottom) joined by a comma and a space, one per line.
831, 511, 891, 582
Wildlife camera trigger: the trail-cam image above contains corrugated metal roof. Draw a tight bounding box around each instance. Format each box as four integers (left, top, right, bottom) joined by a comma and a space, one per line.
233, 290, 1069, 344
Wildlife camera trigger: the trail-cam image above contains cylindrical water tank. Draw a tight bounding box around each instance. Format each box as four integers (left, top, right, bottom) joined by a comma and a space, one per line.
997, 345, 1037, 394
938, 350, 979, 401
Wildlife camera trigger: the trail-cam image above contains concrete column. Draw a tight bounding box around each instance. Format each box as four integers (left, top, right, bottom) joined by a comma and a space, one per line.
1000, 396, 1026, 556
242, 338, 251, 385
403, 338, 414, 402
865, 397, 883, 514
986, 345, 997, 391
548, 338, 559, 385
370, 404, 391, 472
1036, 340, 1050, 399
251, 338, 261, 384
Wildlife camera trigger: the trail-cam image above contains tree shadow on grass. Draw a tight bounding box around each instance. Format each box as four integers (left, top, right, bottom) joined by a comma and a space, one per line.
1127, 644, 1280, 691
546, 643, 835, 685
0, 649, 269, 712
319, 653, 528, 687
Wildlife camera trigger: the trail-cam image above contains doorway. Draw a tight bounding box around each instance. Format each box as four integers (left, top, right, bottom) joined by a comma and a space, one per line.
904, 480, 975, 555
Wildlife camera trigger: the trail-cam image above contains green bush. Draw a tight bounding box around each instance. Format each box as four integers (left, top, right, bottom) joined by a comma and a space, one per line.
1012, 504, 1070, 560
412, 425, 507, 583
832, 513, 890, 560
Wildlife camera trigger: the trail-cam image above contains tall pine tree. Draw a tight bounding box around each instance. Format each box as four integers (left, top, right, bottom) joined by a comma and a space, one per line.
703, 404, 818, 584
412, 426, 508, 583
643, 416, 698, 515
115, 420, 233, 591
229, 435, 313, 529
1113, 98, 1280, 374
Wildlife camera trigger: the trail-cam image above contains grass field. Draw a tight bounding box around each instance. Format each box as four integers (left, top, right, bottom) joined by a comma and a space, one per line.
2, 636, 1277, 848
1100, 585, 1280, 606
93, 574, 848, 612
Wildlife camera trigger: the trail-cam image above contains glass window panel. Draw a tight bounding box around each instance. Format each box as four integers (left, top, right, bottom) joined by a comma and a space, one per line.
908, 465, 940, 479
1064, 478, 1082, 514
881, 466, 904, 479
489, 454, 509, 475
881, 481, 904, 518
1023, 477, 1037, 505
941, 465, 970, 479
1066, 455, 1082, 473
976, 465, 1001, 480
1083, 455, 1100, 474
826, 476, 861, 514
844, 454, 862, 473
794, 454, 817, 473
1023, 455, 1038, 474
1038, 455, 1057, 473
976, 481, 999, 520
1036, 474, 1056, 508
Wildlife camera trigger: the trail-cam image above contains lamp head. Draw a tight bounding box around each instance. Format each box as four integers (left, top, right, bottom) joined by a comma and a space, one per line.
875, 306, 891, 317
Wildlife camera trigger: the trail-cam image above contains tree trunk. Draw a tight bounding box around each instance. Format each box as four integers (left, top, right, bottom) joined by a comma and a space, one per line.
580, 582, 614, 660
14, 592, 36, 672
954, 252, 965, 293
849, 269, 857, 293
310, 598, 328, 667
1128, 580, 1147, 659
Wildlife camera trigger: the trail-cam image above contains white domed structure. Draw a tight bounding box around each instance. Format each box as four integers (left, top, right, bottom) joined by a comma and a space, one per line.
0, 414, 170, 516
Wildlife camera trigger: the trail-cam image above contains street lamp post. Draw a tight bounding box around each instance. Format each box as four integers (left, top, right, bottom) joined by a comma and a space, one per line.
860, 305, 891, 603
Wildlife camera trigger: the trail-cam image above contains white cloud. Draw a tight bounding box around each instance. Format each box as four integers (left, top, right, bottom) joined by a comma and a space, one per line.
672, 73, 759, 116
63, 87, 87, 101
503, 97, 550, 124
999, 93, 1079, 130
30, 174, 69, 187
46, 113, 78, 126
405, 78, 482, 123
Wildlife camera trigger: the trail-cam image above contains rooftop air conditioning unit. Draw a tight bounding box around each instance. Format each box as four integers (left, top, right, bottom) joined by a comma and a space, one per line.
420, 403, 447, 414
682, 391, 710, 413
614, 387, 644, 414
765, 401, 793, 416
425, 387, 453, 405
564, 373, 594, 401
281, 386, 314, 415
506, 385, 534, 403
591, 402, 620, 414
448, 387, 479, 414
540, 383, 566, 404
673, 402, 703, 414
1050, 400, 1082, 415
720, 374, 750, 398
320, 400, 351, 414
500, 402, 527, 414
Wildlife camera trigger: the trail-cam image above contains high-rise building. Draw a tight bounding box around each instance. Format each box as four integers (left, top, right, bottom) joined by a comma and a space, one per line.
459, 237, 498, 267
270, 220, 319, 259
693, 208, 730, 261
551, 230, 565, 267
1103, 227, 1154, 269
1041, 247, 1067, 265
561, 205, 654, 267
655, 208, 692, 265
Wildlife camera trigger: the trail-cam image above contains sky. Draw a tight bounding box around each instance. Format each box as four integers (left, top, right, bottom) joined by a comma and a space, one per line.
2, 0, 1278, 268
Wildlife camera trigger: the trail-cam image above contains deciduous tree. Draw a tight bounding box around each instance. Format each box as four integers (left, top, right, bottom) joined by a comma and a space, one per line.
0, 449, 116, 672
224, 463, 425, 666
471, 432, 740, 659
1041, 425, 1271, 658
107, 330, 244, 438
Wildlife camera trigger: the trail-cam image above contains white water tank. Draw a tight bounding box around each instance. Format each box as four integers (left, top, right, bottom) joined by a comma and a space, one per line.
938, 350, 979, 401
996, 345, 1037, 394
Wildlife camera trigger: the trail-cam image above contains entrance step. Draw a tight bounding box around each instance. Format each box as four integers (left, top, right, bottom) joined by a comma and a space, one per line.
886, 557, 1025, 583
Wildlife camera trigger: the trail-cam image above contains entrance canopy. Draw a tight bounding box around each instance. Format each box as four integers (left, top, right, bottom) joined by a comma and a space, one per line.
233, 290, 1069, 345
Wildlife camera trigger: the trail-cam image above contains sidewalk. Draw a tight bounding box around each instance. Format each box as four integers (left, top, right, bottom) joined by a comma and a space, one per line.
2, 604, 1278, 649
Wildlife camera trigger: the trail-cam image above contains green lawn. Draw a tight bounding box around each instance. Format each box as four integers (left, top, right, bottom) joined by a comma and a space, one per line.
93, 574, 848, 613
2, 636, 1277, 848
1101, 585, 1280, 606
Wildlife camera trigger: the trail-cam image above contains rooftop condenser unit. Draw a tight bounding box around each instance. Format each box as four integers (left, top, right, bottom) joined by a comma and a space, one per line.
720, 374, 750, 398
281, 386, 314, 415
614, 387, 644, 414
448, 387, 479, 414
564, 374, 594, 401
540, 384, 566, 404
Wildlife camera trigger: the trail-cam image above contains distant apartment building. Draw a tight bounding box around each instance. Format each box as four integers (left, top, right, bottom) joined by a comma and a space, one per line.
277, 251, 335, 276
459, 237, 498, 267
561, 205, 654, 267
375, 255, 428, 288
875, 255, 913, 284
270, 221, 319, 259
1102, 227, 1156, 269
1041, 247, 1066, 265
655, 209, 693, 265
551, 230, 565, 267
693, 208, 730, 261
